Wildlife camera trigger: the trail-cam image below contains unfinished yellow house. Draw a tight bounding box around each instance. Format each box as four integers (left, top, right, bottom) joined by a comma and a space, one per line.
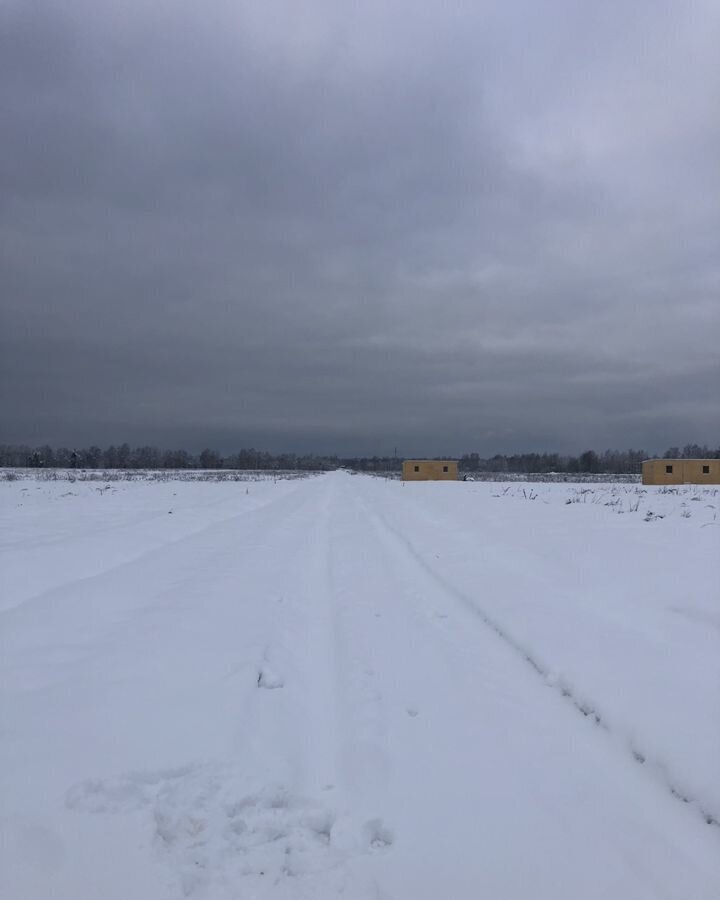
642, 459, 720, 485
402, 460, 458, 481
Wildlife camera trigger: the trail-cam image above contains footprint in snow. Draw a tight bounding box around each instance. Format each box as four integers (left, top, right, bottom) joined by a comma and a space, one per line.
66, 765, 391, 896
365, 817, 395, 851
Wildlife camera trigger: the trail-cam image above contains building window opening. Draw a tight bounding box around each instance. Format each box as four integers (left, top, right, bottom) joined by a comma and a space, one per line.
414, 465, 420, 472
443, 466, 448, 472
666, 465, 673, 474
703, 465, 710, 474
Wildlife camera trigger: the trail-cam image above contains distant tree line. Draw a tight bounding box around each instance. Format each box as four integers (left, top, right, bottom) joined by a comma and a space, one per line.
0, 442, 718, 473
0, 444, 338, 471
458, 445, 720, 475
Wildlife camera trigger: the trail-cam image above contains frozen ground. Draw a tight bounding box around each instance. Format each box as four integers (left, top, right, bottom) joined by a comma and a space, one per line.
1, 472, 718, 899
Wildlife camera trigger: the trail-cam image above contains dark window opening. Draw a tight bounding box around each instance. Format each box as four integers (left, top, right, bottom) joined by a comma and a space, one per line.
443, 465, 448, 472
703, 465, 710, 474
414, 465, 420, 472
666, 465, 673, 474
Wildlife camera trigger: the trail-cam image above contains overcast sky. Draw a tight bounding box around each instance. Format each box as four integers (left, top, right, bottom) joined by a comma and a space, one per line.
2, 0, 719, 456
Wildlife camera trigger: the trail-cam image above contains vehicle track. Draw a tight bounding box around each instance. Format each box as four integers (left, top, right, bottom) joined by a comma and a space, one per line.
362, 482, 720, 830
0, 476, 316, 616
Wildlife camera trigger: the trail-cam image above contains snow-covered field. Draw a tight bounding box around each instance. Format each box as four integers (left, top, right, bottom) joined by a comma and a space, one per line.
1, 472, 718, 899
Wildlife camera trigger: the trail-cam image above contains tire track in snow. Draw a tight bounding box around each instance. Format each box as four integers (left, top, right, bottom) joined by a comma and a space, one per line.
363, 487, 720, 831
323, 479, 393, 817
224, 476, 347, 796
225, 474, 392, 839
0, 477, 316, 618
58, 476, 387, 899
288, 475, 342, 796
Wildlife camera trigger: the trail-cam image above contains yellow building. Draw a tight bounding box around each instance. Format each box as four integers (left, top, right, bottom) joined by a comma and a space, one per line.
402, 459, 458, 481
642, 458, 720, 485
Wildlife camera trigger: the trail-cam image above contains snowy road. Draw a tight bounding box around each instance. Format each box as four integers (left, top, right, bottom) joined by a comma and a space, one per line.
2, 472, 719, 899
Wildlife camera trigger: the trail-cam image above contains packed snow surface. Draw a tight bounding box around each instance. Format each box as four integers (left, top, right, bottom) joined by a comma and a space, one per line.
1, 471, 718, 899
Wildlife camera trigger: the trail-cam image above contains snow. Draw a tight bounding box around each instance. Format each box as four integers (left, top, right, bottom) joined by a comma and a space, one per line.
1, 471, 719, 899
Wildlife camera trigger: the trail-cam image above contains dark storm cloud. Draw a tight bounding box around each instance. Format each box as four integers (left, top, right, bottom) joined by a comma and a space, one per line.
2, 0, 719, 455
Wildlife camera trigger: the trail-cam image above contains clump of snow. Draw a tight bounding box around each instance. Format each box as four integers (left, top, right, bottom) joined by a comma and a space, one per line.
257, 666, 284, 690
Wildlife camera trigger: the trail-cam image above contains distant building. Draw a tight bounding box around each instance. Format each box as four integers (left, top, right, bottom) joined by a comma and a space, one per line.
402, 459, 458, 481
642, 458, 720, 485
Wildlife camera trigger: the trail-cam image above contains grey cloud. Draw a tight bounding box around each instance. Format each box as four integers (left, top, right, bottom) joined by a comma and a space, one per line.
1, 0, 718, 456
